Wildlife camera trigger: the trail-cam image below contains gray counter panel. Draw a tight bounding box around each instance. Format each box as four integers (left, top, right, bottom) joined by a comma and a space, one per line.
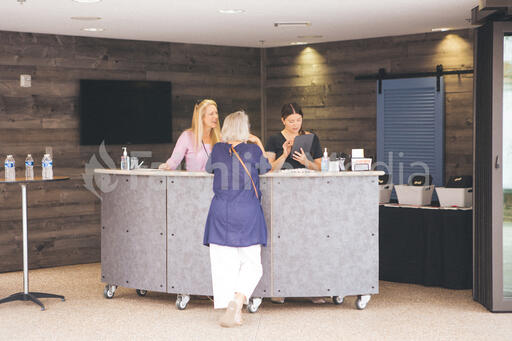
166, 176, 214, 295
101, 175, 167, 293
166, 176, 273, 296
252, 178, 272, 297
271, 176, 379, 297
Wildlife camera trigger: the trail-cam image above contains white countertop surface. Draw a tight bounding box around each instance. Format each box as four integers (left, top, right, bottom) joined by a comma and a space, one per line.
94, 168, 384, 177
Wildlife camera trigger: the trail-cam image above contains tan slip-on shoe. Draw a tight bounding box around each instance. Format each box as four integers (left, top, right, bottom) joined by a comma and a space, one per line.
271, 297, 285, 304
219, 301, 241, 328
311, 297, 326, 304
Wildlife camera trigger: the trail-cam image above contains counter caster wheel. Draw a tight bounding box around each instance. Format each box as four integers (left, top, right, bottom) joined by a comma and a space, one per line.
136, 289, 147, 297
176, 294, 190, 310
332, 296, 344, 305
104, 284, 117, 299
247, 298, 262, 313
355, 295, 371, 310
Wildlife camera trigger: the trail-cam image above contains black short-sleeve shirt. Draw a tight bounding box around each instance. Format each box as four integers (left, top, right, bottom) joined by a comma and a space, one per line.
265, 132, 323, 169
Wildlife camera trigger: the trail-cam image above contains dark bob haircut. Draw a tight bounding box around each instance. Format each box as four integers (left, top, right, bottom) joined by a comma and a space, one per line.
281, 102, 303, 119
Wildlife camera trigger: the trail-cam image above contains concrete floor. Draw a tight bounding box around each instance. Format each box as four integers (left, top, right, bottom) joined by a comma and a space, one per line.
1, 263, 512, 340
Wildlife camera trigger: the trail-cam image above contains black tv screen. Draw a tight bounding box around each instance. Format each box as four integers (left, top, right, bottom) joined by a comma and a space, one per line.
79, 80, 172, 145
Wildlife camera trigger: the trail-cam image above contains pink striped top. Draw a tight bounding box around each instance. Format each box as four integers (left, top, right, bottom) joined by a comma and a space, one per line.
165, 130, 212, 171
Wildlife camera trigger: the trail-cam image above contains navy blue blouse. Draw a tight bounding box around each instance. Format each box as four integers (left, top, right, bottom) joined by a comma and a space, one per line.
203, 142, 271, 247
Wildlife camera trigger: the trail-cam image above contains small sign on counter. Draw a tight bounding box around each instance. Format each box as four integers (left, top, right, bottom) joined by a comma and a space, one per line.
351, 158, 372, 171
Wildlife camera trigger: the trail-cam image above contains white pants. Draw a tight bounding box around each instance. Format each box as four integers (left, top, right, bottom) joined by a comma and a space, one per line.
209, 243, 263, 309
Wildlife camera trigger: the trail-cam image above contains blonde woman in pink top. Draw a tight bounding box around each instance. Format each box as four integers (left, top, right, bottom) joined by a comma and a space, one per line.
160, 99, 221, 171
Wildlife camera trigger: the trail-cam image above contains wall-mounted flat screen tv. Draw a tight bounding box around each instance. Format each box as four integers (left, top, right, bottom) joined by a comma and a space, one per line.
79, 80, 172, 145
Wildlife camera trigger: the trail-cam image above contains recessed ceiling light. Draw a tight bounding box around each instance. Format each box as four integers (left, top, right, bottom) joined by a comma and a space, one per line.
71, 16, 102, 21
219, 9, 245, 14
82, 27, 104, 32
275, 22, 311, 28
290, 42, 308, 45
432, 28, 450, 32
73, 0, 102, 3
297, 35, 323, 39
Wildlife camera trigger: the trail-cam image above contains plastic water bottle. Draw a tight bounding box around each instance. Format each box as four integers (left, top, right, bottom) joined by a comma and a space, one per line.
4, 155, 15, 181
42, 154, 48, 179
42, 153, 53, 179
321, 148, 329, 172
25, 154, 34, 180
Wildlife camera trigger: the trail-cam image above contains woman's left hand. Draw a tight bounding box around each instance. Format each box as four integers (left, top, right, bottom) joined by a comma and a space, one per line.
248, 134, 261, 144
292, 148, 308, 166
158, 163, 171, 170
248, 133, 267, 155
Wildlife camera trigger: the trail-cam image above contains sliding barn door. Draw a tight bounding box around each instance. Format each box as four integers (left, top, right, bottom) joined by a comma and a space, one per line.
377, 77, 445, 189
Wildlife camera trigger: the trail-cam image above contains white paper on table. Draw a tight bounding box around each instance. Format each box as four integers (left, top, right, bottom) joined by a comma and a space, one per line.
352, 149, 364, 158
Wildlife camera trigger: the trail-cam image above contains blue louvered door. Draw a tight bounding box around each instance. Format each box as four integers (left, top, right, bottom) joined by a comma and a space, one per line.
377, 77, 444, 189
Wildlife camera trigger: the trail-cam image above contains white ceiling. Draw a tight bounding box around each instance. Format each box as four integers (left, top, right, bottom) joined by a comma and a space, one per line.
0, 0, 479, 48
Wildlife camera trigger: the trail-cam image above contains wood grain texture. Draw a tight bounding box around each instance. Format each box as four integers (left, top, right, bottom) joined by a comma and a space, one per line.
0, 30, 261, 273
264, 29, 474, 178
0, 28, 475, 272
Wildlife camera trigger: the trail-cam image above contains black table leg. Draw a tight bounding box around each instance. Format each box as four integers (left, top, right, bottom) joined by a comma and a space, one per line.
0, 292, 65, 311
31, 292, 66, 301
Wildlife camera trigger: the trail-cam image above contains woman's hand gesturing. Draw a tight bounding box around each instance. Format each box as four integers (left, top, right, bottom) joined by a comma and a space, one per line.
282, 140, 293, 157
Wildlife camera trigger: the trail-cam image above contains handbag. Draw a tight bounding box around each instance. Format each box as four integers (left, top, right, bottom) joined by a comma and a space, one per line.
230, 145, 259, 200
446, 175, 472, 188
409, 174, 433, 186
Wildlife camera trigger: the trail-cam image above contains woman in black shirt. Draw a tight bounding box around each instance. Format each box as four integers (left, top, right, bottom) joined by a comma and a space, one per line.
265, 103, 323, 171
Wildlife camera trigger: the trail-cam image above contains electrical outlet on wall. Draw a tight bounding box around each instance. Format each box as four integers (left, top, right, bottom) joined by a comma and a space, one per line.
20, 74, 31, 87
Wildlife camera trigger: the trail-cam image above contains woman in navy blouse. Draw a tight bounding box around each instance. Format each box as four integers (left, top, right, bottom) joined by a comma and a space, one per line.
204, 111, 271, 327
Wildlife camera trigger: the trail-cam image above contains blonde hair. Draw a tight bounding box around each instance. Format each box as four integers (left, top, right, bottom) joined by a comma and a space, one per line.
221, 111, 250, 143
188, 99, 221, 150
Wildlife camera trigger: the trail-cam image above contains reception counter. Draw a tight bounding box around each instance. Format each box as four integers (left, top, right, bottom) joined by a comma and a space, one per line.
94, 168, 383, 311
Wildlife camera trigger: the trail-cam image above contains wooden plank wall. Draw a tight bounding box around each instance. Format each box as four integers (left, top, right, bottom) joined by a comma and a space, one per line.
0, 29, 475, 273
0, 31, 261, 273
264, 29, 474, 179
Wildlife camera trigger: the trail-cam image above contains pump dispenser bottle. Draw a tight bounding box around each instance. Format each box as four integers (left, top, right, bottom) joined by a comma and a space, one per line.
321, 148, 329, 172
121, 147, 130, 170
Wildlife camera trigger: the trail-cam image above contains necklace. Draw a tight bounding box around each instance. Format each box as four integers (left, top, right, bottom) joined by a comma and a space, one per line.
281, 130, 297, 141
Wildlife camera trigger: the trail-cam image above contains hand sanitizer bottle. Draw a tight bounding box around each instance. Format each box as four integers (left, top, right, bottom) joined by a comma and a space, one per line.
121, 147, 129, 170
321, 148, 329, 172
